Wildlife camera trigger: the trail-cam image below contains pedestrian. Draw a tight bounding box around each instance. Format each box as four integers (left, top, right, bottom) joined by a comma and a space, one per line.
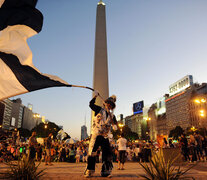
76, 146, 82, 163
202, 136, 207, 161
189, 134, 197, 162
28, 131, 37, 161
163, 137, 168, 148
194, 131, 203, 161
36, 143, 43, 162
82, 146, 88, 162
69, 145, 76, 162
180, 134, 190, 162
45, 133, 53, 165
84, 92, 118, 178
169, 139, 174, 148
117, 133, 127, 170
143, 143, 151, 162
134, 144, 141, 162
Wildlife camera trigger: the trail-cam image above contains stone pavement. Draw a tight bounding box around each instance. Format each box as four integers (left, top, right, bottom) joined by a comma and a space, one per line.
1, 162, 207, 180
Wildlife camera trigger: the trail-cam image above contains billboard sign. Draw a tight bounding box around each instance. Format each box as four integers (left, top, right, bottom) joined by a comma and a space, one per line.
156, 97, 166, 116
11, 117, 15, 126
133, 101, 144, 114
169, 75, 193, 96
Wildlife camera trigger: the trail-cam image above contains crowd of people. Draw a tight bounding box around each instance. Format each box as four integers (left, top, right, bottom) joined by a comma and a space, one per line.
0, 132, 207, 165
180, 132, 207, 162
1, 131, 207, 165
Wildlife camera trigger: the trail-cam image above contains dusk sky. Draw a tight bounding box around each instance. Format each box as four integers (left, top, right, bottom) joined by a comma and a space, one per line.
14, 0, 207, 139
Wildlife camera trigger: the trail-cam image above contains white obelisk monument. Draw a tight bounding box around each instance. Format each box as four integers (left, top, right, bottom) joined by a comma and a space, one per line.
91, 0, 109, 127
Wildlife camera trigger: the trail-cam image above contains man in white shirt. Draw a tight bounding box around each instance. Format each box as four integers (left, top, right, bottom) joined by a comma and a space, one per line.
117, 134, 127, 170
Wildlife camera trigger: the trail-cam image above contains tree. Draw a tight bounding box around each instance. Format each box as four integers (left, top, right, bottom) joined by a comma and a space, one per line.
112, 125, 139, 140
31, 122, 61, 138
17, 128, 31, 138
169, 126, 184, 140
186, 127, 207, 137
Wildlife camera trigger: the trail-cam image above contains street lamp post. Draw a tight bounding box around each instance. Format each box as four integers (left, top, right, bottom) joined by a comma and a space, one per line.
44, 123, 48, 137
118, 123, 124, 132
146, 117, 151, 140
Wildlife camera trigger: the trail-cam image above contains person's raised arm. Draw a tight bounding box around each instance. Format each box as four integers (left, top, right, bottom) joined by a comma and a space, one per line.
89, 90, 101, 115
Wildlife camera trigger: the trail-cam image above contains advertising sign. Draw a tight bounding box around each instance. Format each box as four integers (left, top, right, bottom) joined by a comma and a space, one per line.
11, 117, 15, 126
133, 101, 144, 114
156, 97, 166, 115
169, 75, 193, 96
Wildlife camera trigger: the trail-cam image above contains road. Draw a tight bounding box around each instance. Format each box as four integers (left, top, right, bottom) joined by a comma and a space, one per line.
1, 162, 207, 179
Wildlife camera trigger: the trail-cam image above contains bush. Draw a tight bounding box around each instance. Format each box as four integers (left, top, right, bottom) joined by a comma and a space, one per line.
0, 156, 46, 180
139, 148, 195, 180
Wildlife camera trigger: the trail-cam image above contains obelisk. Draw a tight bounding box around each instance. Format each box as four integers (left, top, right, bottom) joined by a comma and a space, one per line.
91, 0, 109, 127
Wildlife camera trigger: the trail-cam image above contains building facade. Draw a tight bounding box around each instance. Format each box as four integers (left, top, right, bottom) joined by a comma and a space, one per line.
125, 113, 143, 138
81, 125, 88, 140
22, 106, 35, 130
189, 83, 207, 129
148, 103, 157, 141
155, 96, 168, 136
166, 86, 193, 134
0, 99, 12, 130
166, 83, 207, 134
11, 98, 24, 129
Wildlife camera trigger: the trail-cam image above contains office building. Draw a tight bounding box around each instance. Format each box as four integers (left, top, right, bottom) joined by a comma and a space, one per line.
81, 125, 88, 140
11, 98, 24, 129
0, 99, 12, 130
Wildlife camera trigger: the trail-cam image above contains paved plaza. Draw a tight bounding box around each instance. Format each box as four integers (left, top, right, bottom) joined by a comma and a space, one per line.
1, 162, 207, 180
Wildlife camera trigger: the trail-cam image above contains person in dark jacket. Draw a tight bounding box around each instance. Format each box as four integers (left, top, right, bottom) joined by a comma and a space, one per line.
45, 133, 53, 165
180, 134, 190, 161
84, 92, 118, 178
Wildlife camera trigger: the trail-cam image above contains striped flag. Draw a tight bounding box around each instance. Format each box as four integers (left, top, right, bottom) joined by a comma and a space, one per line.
0, 0, 71, 101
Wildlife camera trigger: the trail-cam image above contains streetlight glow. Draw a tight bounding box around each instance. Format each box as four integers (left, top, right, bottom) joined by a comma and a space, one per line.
191, 126, 196, 132
118, 123, 124, 128
33, 114, 41, 118
201, 98, 206, 103
194, 99, 200, 104
200, 113, 205, 117
146, 117, 151, 121
200, 110, 204, 113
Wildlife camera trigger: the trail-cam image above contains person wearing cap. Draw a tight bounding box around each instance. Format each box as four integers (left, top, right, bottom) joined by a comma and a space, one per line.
84, 91, 118, 178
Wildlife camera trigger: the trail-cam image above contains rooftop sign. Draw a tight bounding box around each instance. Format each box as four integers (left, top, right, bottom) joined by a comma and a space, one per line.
169, 75, 193, 96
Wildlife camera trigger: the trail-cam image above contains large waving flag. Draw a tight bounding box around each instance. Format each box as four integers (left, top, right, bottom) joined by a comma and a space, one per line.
0, 0, 71, 101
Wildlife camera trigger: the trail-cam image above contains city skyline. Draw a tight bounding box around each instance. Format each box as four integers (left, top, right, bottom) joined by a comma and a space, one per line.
11, 0, 207, 139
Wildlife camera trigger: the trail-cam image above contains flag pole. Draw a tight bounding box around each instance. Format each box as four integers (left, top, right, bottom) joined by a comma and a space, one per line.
71, 85, 116, 125
71, 85, 94, 91
71, 85, 106, 105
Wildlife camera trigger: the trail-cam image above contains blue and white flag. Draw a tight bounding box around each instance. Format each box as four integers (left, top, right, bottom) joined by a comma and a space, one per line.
0, 0, 71, 101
